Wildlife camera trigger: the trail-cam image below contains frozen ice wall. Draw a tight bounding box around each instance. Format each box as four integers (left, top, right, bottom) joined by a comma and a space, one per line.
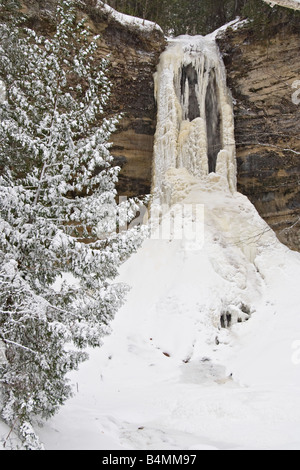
153, 35, 237, 204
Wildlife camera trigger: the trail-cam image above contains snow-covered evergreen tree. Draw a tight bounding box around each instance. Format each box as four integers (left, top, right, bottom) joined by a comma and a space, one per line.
0, 0, 145, 449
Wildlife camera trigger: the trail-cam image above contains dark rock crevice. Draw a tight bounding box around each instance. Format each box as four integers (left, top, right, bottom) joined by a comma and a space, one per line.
180, 64, 201, 121
205, 68, 222, 174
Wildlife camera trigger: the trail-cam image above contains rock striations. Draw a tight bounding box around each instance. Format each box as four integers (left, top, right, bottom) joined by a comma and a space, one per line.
20, 0, 166, 198
217, 13, 300, 251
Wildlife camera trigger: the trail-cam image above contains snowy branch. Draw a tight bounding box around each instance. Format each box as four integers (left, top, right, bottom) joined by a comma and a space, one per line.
0, 337, 37, 355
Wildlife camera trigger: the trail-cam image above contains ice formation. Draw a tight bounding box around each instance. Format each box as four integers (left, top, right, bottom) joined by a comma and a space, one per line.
153, 35, 237, 206
150, 34, 292, 332
29, 32, 300, 452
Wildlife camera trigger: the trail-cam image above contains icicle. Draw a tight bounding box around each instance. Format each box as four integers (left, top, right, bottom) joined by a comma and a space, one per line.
152, 35, 237, 205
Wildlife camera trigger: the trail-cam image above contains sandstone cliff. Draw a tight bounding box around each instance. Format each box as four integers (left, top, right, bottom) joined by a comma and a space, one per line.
218, 12, 300, 251
6, 1, 300, 251
91, 2, 166, 197
20, 0, 166, 198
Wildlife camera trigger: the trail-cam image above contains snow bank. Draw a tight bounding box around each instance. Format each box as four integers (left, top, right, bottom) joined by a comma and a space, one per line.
207, 18, 250, 40
96, 1, 163, 34
263, 0, 300, 10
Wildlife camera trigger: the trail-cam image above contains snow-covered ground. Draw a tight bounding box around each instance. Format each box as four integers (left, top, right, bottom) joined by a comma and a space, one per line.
263, 0, 300, 10
23, 171, 300, 451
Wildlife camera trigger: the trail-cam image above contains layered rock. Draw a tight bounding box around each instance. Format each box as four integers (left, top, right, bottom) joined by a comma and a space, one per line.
217, 14, 300, 251
93, 2, 166, 197
20, 0, 166, 198
8, 1, 300, 251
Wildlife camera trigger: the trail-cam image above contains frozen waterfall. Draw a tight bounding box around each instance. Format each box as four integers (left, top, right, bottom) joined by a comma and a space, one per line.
36, 30, 300, 453
152, 35, 237, 205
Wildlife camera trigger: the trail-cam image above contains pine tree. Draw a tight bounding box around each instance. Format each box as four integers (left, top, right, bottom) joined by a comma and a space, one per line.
104, 0, 248, 36
0, 0, 145, 449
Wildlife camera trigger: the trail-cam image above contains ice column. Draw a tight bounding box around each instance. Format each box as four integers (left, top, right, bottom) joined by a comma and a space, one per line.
152, 35, 237, 203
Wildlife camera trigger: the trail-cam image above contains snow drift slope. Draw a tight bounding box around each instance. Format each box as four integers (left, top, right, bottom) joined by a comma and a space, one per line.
36, 170, 300, 450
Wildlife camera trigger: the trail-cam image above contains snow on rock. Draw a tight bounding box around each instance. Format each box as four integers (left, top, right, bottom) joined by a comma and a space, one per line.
96, 1, 164, 34
206, 18, 250, 40
263, 0, 300, 10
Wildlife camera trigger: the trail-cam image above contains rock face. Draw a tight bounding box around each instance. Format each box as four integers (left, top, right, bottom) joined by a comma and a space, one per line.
21, 0, 166, 198
11, 1, 300, 251
93, 3, 166, 197
217, 15, 300, 251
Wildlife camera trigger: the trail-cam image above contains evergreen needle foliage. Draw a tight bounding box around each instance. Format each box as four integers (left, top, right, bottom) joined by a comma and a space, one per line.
0, 0, 145, 449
